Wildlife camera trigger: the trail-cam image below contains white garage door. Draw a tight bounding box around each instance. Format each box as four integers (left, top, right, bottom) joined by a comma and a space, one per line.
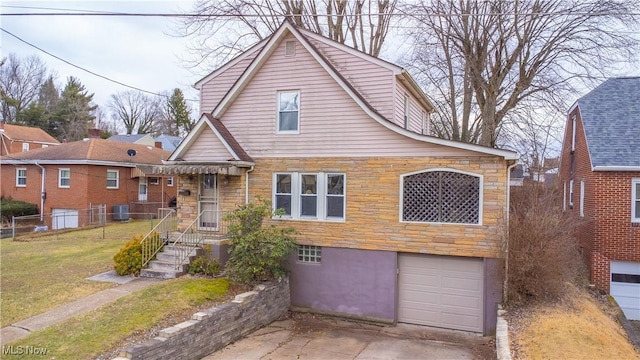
52, 209, 79, 230
398, 253, 483, 333
610, 261, 640, 320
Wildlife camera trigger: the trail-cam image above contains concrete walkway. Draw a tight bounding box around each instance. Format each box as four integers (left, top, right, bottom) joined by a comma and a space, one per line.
203, 316, 495, 360
0, 272, 160, 345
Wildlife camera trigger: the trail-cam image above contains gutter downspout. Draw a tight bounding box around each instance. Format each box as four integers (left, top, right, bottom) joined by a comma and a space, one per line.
34, 161, 46, 221
245, 166, 255, 204
503, 161, 518, 304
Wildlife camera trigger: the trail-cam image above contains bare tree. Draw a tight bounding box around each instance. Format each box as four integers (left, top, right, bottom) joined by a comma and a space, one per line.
109, 91, 160, 135
404, 0, 639, 147
178, 0, 398, 68
0, 53, 48, 122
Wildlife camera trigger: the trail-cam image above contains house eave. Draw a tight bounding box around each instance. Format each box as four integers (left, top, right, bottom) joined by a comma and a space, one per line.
0, 159, 140, 167
592, 166, 640, 172
143, 161, 255, 176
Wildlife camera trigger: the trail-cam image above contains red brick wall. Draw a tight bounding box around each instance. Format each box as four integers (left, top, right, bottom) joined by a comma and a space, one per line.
559, 107, 640, 291
0, 139, 54, 155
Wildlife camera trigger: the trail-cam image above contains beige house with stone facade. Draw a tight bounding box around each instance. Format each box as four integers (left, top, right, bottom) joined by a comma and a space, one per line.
149, 20, 518, 335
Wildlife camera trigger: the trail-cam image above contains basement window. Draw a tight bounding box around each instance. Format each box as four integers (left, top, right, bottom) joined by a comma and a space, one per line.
298, 245, 321, 263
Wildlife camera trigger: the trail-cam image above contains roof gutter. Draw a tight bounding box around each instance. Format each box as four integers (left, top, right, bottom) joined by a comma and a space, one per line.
592, 166, 640, 172
503, 161, 518, 304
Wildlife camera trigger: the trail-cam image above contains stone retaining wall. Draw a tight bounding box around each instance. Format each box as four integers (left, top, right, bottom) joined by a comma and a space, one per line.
117, 277, 290, 360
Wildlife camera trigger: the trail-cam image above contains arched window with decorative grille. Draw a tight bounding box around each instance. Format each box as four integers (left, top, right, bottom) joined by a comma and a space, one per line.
401, 169, 482, 224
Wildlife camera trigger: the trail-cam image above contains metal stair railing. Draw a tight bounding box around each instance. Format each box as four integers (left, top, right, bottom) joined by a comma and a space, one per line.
141, 209, 177, 267
170, 210, 228, 270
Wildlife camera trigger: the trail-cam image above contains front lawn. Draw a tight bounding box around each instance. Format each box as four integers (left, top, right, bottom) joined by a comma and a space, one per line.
0, 221, 152, 326
6, 278, 230, 360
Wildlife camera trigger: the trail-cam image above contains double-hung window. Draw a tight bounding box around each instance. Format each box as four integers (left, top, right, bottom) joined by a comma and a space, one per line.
632, 179, 640, 223
106, 170, 119, 189
273, 172, 346, 221
58, 168, 70, 188
277, 90, 300, 133
16, 168, 27, 187
22, 143, 29, 152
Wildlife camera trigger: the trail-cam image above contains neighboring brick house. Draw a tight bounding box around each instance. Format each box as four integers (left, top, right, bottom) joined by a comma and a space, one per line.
148, 21, 518, 334
0, 139, 176, 229
559, 77, 640, 320
0, 122, 60, 155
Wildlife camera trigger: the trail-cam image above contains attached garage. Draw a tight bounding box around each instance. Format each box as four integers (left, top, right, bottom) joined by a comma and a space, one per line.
610, 261, 640, 320
398, 253, 484, 333
52, 209, 79, 230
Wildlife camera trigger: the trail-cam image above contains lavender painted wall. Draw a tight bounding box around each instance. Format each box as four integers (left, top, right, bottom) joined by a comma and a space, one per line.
484, 258, 503, 335
288, 247, 397, 322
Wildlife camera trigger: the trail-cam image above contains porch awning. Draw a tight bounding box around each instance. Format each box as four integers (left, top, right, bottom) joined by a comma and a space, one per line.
138, 164, 247, 176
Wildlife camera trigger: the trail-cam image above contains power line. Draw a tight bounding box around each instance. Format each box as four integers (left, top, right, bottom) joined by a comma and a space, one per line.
0, 28, 199, 103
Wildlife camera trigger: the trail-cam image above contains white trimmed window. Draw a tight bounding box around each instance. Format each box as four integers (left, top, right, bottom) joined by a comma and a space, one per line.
571, 116, 577, 152
22, 143, 29, 152
569, 179, 574, 208
42, 144, 48, 148
579, 180, 585, 217
401, 169, 482, 225
106, 170, 119, 189
632, 179, 640, 223
167, 177, 174, 186
273, 172, 346, 221
16, 168, 26, 187
298, 245, 321, 263
58, 168, 70, 188
563, 181, 567, 211
277, 90, 300, 133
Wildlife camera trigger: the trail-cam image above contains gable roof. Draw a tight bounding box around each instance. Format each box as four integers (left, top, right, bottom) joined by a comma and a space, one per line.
0, 138, 170, 166
108, 133, 155, 144
169, 113, 253, 163
207, 20, 517, 161
155, 134, 183, 152
0, 123, 59, 144
574, 77, 640, 170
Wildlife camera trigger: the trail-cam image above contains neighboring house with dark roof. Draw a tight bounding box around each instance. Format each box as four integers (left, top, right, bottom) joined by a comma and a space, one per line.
0, 122, 60, 155
108, 133, 156, 147
559, 77, 640, 320
155, 134, 183, 152
0, 139, 176, 229
145, 21, 518, 334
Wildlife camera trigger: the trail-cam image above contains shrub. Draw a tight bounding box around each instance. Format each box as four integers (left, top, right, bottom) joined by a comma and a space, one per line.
224, 200, 298, 284
506, 184, 586, 305
112, 232, 162, 276
0, 198, 39, 223
188, 256, 221, 276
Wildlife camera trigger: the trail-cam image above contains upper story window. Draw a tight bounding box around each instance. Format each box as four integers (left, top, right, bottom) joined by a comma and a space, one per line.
404, 95, 410, 129
22, 143, 29, 152
571, 116, 577, 152
58, 168, 70, 188
278, 90, 300, 133
402, 169, 482, 225
106, 170, 119, 189
273, 172, 346, 221
569, 179, 574, 208
16, 168, 26, 187
632, 179, 640, 223
167, 177, 174, 187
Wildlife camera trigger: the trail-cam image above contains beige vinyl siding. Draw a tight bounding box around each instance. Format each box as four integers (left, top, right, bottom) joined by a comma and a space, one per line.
220, 34, 478, 158
200, 48, 262, 113
182, 127, 234, 161
306, 37, 395, 121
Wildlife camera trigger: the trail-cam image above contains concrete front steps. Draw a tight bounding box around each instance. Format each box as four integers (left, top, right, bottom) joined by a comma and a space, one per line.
140, 245, 203, 279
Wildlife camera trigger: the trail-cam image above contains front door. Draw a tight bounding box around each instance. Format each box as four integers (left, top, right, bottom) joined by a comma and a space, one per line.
198, 174, 219, 230
138, 177, 148, 201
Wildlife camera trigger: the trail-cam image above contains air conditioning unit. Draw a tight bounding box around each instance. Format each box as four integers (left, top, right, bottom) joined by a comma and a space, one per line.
113, 205, 130, 221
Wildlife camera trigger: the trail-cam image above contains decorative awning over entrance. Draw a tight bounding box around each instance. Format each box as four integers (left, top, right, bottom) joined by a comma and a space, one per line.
138, 162, 252, 176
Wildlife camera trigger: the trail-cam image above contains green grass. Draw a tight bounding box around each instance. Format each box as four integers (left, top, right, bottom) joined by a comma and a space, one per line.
0, 221, 155, 326
7, 278, 230, 360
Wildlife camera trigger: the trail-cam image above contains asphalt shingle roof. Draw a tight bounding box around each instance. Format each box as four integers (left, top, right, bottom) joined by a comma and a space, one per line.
576, 77, 640, 168
1, 123, 59, 144
0, 138, 170, 165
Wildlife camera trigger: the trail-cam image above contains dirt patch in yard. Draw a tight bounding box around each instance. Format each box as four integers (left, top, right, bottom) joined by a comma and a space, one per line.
507, 284, 640, 360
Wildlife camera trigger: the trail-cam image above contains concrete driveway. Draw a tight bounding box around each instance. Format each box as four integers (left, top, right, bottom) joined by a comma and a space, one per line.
202, 313, 495, 360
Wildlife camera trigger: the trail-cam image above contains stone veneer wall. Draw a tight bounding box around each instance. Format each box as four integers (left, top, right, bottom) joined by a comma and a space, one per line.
117, 278, 290, 360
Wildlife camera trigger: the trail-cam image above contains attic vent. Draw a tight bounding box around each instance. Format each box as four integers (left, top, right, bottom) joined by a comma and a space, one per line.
285, 41, 295, 56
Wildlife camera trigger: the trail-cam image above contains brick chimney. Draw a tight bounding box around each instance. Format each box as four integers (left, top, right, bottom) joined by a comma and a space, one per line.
155, 141, 163, 149
87, 128, 101, 138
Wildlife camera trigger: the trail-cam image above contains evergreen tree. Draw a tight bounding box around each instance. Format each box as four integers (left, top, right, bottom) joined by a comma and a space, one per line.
167, 88, 193, 136
56, 77, 97, 141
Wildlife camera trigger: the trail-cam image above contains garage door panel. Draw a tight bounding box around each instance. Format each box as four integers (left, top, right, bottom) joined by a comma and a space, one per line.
398, 254, 483, 333
610, 261, 640, 321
